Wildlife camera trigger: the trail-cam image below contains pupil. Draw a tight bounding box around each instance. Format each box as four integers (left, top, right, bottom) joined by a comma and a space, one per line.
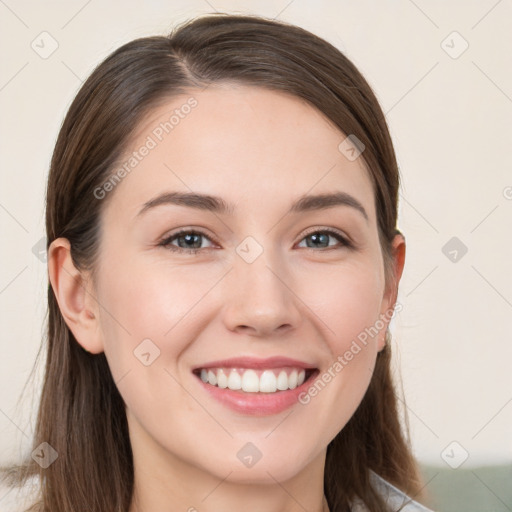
184, 234, 200, 248
308, 233, 327, 248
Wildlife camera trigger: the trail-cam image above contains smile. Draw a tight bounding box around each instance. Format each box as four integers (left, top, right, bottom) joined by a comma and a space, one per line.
194, 367, 316, 393
191, 356, 319, 415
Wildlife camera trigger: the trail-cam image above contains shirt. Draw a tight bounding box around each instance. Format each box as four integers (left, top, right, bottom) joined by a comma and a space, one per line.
352, 470, 434, 511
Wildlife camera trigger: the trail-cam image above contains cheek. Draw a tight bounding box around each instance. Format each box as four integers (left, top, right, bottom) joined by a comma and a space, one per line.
93, 257, 207, 426
96, 256, 217, 354
294, 260, 384, 435
303, 257, 385, 353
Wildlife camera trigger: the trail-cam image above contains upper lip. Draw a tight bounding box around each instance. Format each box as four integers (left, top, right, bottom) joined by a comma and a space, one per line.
192, 356, 317, 371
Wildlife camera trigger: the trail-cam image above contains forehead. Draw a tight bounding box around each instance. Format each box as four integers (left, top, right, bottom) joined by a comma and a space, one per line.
102, 84, 376, 223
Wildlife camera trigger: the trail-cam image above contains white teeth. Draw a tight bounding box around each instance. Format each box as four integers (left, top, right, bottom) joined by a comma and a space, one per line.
198, 368, 308, 393
259, 370, 277, 392
241, 370, 259, 392
288, 369, 298, 389
276, 370, 288, 390
207, 370, 217, 386
227, 370, 242, 390
217, 369, 228, 388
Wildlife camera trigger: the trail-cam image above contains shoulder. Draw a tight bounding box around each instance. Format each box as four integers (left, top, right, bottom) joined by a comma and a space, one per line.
350, 470, 435, 512
0, 473, 41, 512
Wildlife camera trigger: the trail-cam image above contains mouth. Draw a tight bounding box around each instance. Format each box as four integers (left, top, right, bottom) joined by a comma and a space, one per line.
191, 356, 320, 415
192, 366, 318, 393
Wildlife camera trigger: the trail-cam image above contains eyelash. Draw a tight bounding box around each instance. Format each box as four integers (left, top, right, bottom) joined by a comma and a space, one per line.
158, 228, 353, 255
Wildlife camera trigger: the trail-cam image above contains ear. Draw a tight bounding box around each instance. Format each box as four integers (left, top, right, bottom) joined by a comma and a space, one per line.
377, 232, 406, 351
47, 237, 104, 354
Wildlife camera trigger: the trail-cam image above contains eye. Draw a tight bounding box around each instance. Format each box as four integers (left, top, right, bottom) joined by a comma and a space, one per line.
158, 227, 353, 256
297, 228, 353, 251
158, 229, 217, 255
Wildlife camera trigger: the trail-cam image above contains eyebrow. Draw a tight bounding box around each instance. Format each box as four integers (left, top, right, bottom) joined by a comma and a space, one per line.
136, 191, 369, 221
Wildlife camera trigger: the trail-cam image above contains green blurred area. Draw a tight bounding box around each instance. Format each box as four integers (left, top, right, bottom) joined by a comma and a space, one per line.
418, 464, 512, 511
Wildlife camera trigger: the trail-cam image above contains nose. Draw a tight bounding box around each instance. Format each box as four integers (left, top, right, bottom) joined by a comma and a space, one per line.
222, 251, 303, 338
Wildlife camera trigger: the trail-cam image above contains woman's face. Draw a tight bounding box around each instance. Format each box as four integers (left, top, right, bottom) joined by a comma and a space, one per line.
77, 84, 402, 485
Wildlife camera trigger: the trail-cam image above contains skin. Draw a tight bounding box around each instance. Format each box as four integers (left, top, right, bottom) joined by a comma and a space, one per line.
48, 84, 405, 512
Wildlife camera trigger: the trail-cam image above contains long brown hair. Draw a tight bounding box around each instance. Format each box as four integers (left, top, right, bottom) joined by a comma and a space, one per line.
2, 13, 428, 511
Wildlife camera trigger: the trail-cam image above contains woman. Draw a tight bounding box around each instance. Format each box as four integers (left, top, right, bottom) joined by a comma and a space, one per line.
0, 13, 434, 512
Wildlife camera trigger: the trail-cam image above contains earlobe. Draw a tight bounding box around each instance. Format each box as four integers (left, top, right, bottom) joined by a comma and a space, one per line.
377, 329, 390, 352
47, 237, 104, 354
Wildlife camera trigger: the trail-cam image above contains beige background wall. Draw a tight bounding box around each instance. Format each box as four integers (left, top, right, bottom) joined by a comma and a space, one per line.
1, 0, 511, 473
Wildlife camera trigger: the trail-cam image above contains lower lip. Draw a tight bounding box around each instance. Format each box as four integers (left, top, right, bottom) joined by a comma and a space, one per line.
194, 370, 319, 416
